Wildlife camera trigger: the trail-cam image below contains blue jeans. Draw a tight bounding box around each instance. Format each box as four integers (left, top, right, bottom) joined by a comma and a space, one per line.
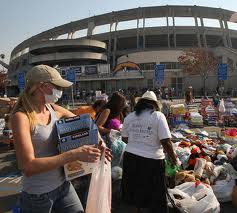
20, 181, 84, 213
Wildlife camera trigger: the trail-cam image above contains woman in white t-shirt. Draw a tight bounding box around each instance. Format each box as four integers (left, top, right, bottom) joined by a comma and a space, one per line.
121, 91, 177, 213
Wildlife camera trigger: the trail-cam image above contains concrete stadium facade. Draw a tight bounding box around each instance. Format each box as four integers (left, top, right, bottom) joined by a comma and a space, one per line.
8, 5, 237, 97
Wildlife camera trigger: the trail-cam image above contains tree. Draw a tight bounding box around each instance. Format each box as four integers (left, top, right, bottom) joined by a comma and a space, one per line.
178, 48, 218, 96
0, 73, 7, 86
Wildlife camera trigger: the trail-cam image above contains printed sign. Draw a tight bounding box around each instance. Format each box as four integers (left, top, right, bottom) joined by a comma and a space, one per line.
18, 72, 25, 90
67, 68, 76, 82
154, 64, 165, 86
217, 63, 228, 80
85, 66, 98, 75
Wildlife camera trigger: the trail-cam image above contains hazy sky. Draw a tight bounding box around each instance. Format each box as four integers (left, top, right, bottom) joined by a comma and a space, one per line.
1, 0, 237, 63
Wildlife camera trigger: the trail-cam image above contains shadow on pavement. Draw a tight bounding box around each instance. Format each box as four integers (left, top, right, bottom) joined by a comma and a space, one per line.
0, 193, 19, 213
0, 152, 16, 163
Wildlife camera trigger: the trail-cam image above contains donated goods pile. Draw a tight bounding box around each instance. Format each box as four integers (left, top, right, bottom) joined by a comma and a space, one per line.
204, 105, 218, 126
168, 98, 237, 128
168, 127, 237, 212
56, 114, 98, 180
189, 112, 203, 127
223, 101, 237, 127
169, 104, 187, 126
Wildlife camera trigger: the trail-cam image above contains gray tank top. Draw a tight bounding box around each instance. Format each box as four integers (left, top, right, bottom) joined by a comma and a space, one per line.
22, 105, 65, 194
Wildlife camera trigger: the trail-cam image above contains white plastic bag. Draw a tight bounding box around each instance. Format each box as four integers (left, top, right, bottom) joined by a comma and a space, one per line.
109, 130, 126, 167
168, 182, 220, 213
86, 153, 111, 213
219, 99, 226, 113
212, 175, 236, 202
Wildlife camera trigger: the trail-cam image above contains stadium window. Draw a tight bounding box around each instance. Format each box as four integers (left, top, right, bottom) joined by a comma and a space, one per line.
147, 79, 153, 88
74, 29, 88, 38
145, 17, 167, 27
139, 63, 144, 70
138, 19, 143, 28
138, 36, 143, 48
168, 17, 173, 26
170, 34, 175, 47
160, 62, 182, 70
175, 17, 195, 26
93, 24, 110, 35
22, 59, 27, 66
61, 70, 66, 76
57, 34, 68, 39
227, 22, 237, 30
15, 62, 20, 70
117, 20, 137, 31
203, 18, 220, 28
138, 62, 155, 70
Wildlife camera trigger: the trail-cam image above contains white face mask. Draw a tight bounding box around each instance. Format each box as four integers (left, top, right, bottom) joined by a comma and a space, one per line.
45, 88, 63, 103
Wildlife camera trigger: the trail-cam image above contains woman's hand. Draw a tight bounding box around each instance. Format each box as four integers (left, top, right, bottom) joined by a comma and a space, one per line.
98, 144, 112, 163
73, 145, 102, 163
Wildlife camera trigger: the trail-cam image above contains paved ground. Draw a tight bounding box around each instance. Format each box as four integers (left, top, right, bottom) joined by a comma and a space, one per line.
0, 140, 236, 213
0, 143, 21, 213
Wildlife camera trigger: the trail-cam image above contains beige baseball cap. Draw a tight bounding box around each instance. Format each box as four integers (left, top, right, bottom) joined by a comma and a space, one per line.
26, 65, 73, 88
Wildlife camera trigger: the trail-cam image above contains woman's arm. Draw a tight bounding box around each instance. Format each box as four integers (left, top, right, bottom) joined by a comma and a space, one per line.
51, 103, 75, 118
160, 138, 177, 166
11, 112, 101, 177
95, 108, 111, 135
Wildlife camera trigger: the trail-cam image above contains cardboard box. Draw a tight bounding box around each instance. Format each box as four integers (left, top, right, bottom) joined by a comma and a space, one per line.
56, 114, 98, 180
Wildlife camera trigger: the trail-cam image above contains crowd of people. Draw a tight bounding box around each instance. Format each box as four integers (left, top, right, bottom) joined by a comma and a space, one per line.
10, 64, 178, 213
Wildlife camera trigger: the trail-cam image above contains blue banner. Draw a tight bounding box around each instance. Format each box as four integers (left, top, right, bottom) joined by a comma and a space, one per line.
154, 64, 165, 85
66, 68, 76, 83
217, 63, 228, 80
18, 72, 25, 90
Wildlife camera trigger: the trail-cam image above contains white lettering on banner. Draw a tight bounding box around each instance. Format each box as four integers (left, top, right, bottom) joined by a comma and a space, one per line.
8, 177, 22, 184
0, 176, 22, 184
0, 177, 14, 183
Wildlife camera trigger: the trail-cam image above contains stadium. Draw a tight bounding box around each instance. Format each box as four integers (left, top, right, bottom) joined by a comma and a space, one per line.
7, 5, 237, 97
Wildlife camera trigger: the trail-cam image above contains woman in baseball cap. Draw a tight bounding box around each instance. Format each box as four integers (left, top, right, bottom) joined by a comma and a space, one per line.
11, 65, 111, 213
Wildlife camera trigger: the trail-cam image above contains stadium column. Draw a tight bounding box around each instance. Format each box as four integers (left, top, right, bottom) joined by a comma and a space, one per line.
172, 9, 177, 48
136, 7, 140, 49
167, 16, 170, 48
112, 21, 118, 68
200, 17, 207, 48
87, 20, 95, 37
142, 8, 146, 49
109, 22, 112, 67
194, 16, 201, 47
223, 18, 233, 48
219, 18, 228, 47
71, 31, 75, 39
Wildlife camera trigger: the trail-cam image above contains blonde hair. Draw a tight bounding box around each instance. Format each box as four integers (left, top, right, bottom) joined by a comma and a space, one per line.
12, 83, 39, 132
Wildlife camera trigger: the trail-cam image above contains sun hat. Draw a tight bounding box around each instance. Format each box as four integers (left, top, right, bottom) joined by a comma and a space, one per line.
135, 90, 161, 109
26, 65, 73, 88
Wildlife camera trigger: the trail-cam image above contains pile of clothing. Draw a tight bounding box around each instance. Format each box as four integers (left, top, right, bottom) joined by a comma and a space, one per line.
189, 112, 203, 127
223, 101, 237, 127
169, 104, 187, 126
170, 127, 237, 209
204, 105, 218, 126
